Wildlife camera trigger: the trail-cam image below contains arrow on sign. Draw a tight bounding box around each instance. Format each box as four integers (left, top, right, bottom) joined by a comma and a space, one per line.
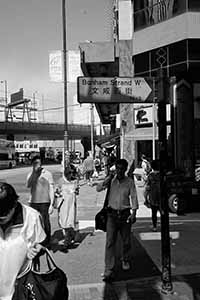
130, 78, 152, 101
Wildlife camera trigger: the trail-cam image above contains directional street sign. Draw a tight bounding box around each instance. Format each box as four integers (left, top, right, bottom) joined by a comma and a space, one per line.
77, 77, 154, 103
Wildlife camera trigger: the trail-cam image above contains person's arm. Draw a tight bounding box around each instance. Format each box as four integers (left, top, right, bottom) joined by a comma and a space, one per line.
127, 179, 139, 223
48, 172, 55, 214
27, 171, 36, 188
27, 167, 42, 188
27, 213, 46, 259
96, 173, 114, 192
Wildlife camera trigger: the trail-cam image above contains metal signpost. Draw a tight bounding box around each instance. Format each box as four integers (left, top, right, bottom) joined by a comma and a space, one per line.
157, 69, 173, 293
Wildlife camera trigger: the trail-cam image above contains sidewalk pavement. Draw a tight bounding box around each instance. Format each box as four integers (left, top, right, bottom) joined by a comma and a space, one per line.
48, 174, 200, 299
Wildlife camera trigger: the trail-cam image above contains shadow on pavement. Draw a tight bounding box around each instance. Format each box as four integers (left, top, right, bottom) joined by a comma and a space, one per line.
175, 273, 200, 299
102, 281, 163, 300
101, 234, 162, 299
50, 228, 94, 253
113, 234, 161, 282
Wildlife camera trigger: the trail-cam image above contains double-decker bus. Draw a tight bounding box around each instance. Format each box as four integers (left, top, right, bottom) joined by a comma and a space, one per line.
0, 139, 16, 169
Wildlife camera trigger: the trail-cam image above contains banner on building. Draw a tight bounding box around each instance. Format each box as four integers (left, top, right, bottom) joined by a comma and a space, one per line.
67, 50, 82, 83
49, 51, 63, 82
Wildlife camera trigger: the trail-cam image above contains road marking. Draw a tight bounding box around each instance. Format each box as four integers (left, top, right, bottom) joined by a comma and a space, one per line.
139, 231, 180, 240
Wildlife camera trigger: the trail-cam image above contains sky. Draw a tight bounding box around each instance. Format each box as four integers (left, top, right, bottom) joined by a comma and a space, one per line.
0, 0, 114, 123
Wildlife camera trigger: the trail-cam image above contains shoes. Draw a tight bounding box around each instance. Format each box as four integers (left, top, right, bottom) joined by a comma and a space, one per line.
101, 272, 114, 282
122, 260, 130, 271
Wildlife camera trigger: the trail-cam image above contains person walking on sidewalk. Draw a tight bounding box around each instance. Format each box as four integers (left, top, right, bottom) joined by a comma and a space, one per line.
82, 152, 94, 185
146, 159, 161, 232
0, 182, 46, 300
141, 154, 152, 206
27, 155, 54, 246
96, 159, 139, 282
55, 164, 79, 247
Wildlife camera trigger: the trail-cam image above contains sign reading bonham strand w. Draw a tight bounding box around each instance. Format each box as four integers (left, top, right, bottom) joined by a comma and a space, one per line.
77, 77, 155, 103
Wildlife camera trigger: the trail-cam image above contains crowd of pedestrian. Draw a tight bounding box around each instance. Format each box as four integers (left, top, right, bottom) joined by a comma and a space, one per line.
0, 150, 161, 298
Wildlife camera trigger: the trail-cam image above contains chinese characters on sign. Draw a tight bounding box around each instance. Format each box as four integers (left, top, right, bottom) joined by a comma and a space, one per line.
78, 77, 154, 103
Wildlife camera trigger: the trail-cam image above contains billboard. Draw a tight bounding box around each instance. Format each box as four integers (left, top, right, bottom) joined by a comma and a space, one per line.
10, 88, 24, 104
67, 50, 82, 83
49, 50, 63, 82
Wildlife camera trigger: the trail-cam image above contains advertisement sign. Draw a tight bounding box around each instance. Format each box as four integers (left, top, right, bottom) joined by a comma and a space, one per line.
10, 88, 24, 104
78, 77, 154, 103
134, 105, 154, 125
49, 51, 63, 82
67, 50, 82, 83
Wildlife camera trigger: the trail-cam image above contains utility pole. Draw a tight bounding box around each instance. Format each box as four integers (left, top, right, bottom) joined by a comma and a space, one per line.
90, 103, 94, 158
157, 67, 173, 293
0, 80, 8, 121
152, 103, 156, 160
42, 94, 45, 122
4, 80, 8, 107
62, 0, 69, 167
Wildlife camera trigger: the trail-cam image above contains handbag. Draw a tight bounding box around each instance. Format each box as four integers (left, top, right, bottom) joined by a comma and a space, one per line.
95, 206, 108, 232
12, 248, 68, 300
95, 177, 112, 232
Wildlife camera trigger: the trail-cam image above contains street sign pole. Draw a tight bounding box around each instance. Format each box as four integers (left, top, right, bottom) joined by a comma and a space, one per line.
158, 68, 173, 293
62, 0, 69, 168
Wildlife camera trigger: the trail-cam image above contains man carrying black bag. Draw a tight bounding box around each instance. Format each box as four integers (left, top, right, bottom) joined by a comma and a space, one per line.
96, 159, 139, 282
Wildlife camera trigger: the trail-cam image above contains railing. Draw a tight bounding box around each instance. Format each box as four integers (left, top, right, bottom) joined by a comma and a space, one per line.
133, 0, 199, 31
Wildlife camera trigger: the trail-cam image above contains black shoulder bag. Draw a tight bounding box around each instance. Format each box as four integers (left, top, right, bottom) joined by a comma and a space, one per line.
95, 179, 112, 232
12, 248, 68, 300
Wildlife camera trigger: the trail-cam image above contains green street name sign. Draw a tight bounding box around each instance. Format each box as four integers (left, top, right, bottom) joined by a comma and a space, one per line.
77, 77, 154, 103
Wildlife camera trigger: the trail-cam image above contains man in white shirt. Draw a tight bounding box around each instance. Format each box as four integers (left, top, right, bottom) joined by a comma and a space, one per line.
97, 159, 139, 282
27, 155, 54, 246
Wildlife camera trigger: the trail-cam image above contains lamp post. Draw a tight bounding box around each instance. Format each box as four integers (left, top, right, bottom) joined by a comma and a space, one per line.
62, 0, 69, 167
90, 104, 94, 159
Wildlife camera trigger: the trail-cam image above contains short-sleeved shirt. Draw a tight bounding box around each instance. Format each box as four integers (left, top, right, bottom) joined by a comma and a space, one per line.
27, 169, 54, 204
108, 175, 139, 210
0, 203, 46, 300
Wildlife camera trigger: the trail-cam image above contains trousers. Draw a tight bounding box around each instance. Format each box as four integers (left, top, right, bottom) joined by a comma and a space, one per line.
105, 208, 131, 275
30, 203, 51, 244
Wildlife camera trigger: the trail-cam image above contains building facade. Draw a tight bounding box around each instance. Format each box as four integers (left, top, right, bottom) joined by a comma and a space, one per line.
80, 0, 200, 174
132, 0, 200, 170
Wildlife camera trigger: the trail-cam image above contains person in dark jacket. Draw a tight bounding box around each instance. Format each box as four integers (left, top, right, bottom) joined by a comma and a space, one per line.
146, 159, 161, 231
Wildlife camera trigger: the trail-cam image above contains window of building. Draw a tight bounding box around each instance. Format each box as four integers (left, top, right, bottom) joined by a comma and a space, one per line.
188, 0, 200, 11
134, 0, 187, 31
169, 40, 187, 65
188, 39, 200, 61
134, 52, 149, 75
